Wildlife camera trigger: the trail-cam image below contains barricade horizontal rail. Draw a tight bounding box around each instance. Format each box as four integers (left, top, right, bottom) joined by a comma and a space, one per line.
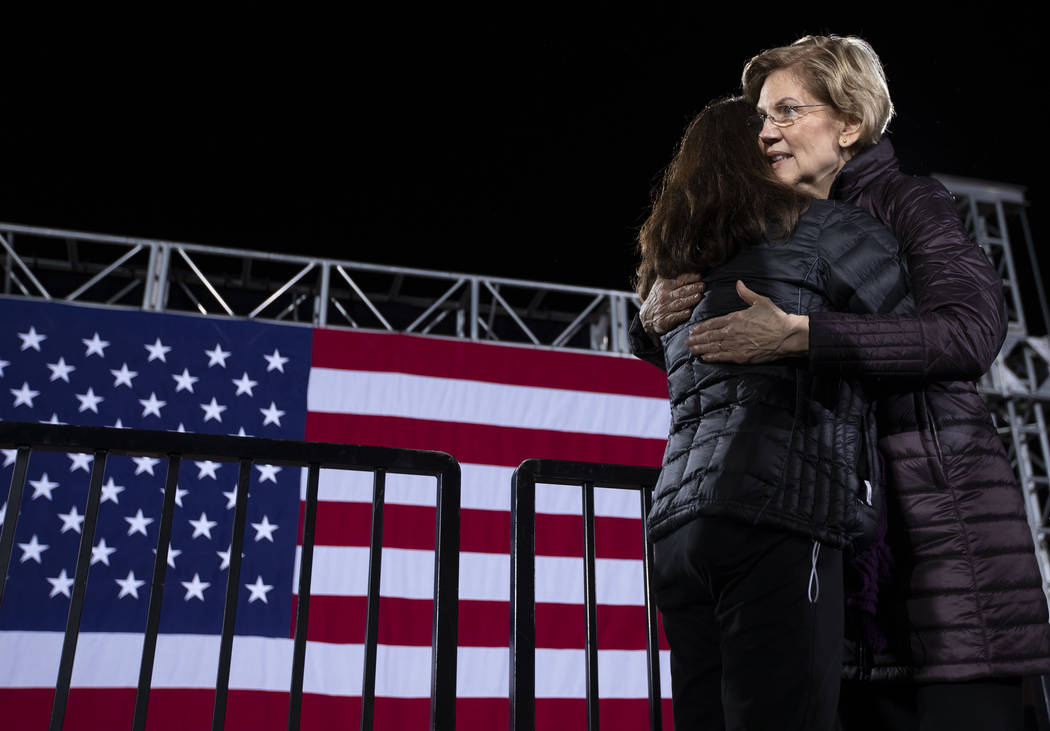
0, 421, 460, 731
509, 458, 661, 731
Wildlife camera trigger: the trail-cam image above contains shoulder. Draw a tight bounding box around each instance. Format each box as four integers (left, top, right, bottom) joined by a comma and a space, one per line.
806, 198, 890, 237
867, 168, 957, 220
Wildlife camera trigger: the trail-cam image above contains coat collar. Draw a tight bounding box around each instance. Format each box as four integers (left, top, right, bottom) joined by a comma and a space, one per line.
829, 137, 900, 201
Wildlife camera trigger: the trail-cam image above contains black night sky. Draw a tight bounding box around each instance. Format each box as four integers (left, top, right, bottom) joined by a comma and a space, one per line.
2, 9, 1044, 306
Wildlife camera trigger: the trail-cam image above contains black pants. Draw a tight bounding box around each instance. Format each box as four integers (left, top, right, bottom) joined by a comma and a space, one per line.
838, 677, 1024, 730
653, 515, 844, 731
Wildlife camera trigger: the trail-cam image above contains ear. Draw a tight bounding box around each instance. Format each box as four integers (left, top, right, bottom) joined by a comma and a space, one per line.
839, 114, 863, 148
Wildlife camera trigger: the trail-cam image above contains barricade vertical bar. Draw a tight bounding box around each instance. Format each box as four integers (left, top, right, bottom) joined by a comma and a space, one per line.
50, 449, 108, 731
212, 458, 253, 731
582, 481, 600, 731
639, 488, 662, 731
0, 446, 31, 608
133, 455, 182, 731
510, 462, 537, 731
361, 469, 386, 731
288, 463, 321, 731
430, 461, 460, 731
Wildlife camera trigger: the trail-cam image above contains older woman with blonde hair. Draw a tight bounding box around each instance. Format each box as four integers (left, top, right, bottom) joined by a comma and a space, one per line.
631, 35, 1050, 730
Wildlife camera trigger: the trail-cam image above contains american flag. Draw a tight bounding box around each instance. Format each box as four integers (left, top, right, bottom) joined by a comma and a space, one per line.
0, 296, 672, 730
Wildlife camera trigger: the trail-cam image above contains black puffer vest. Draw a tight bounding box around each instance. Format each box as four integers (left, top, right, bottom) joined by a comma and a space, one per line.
648, 199, 911, 547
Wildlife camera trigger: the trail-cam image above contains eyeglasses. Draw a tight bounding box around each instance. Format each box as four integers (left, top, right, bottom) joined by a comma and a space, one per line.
752, 104, 832, 129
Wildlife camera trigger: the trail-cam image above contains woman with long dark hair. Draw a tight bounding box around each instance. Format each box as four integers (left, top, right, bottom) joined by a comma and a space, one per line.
640, 95, 910, 730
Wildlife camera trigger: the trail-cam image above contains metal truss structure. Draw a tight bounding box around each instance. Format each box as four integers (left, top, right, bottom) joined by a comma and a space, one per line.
3, 172, 1050, 596
0, 223, 640, 354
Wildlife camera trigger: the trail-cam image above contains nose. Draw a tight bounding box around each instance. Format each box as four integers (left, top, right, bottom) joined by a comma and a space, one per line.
758, 117, 782, 145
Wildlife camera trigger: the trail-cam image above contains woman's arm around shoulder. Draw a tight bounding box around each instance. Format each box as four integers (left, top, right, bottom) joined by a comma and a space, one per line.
809, 175, 1007, 379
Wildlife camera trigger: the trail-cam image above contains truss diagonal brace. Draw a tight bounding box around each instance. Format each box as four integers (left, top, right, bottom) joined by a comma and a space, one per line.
248, 262, 316, 319
65, 244, 144, 302
335, 266, 393, 331
0, 233, 52, 299
483, 281, 539, 345
176, 248, 234, 316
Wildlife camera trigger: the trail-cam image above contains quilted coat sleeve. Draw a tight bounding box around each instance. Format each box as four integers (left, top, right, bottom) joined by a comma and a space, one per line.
809, 178, 1007, 379
627, 313, 667, 371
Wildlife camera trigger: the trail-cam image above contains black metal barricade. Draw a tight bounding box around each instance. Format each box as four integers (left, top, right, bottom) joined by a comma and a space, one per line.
0, 421, 461, 731
509, 458, 662, 731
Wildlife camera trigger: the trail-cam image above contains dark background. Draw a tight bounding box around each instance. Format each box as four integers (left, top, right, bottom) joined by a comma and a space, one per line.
1, 9, 1042, 301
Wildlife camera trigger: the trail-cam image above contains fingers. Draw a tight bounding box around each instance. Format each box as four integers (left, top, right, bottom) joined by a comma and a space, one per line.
671, 272, 704, 288
735, 280, 766, 306
671, 279, 706, 304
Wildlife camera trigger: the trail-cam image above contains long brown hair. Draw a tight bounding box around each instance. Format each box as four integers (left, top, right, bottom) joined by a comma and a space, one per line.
635, 96, 809, 299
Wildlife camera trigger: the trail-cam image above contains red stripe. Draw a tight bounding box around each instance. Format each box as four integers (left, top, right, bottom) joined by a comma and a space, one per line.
302, 502, 646, 560
0, 689, 673, 731
311, 328, 668, 398
293, 595, 670, 651
305, 413, 665, 469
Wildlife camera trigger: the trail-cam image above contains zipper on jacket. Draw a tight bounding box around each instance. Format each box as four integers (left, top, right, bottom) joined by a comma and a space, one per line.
857, 643, 872, 681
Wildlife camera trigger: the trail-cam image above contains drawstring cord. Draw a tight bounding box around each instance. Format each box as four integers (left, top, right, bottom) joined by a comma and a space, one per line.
808, 540, 820, 604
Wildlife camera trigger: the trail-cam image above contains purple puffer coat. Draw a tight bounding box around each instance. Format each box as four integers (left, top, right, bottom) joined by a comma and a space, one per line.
815, 138, 1050, 681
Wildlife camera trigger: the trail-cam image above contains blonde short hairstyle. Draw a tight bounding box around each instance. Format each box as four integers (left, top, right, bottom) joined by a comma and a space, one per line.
742, 35, 894, 148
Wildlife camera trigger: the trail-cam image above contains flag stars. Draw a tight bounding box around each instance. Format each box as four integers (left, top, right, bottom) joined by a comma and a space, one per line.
181, 573, 210, 601
100, 477, 126, 504
81, 332, 110, 357
263, 349, 289, 373
188, 512, 218, 540
222, 488, 238, 510
255, 464, 281, 483
91, 538, 117, 566
132, 456, 161, 476
250, 515, 279, 542
110, 363, 138, 388
3, 449, 19, 467
153, 544, 182, 569
47, 357, 76, 382
232, 372, 258, 396
160, 484, 190, 508
75, 386, 104, 413
260, 402, 285, 427
29, 473, 60, 501
47, 569, 75, 598
18, 534, 49, 563
200, 397, 227, 423
205, 343, 232, 368
245, 576, 274, 604
18, 326, 47, 351
67, 452, 93, 473
0, 357, 9, 376
172, 368, 199, 393
139, 392, 167, 418
125, 508, 154, 536
11, 381, 40, 408
144, 338, 172, 362
116, 571, 145, 599
195, 460, 221, 479
57, 505, 85, 534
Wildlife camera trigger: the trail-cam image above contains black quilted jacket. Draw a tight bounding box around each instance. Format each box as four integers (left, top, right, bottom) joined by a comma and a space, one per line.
647, 199, 911, 548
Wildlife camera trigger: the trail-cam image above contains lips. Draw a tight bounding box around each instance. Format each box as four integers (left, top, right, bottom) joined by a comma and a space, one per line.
768, 152, 791, 168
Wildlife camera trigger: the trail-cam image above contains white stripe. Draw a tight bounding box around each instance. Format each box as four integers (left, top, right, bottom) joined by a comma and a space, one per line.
304, 463, 649, 519
0, 632, 671, 699
298, 547, 644, 605
307, 368, 668, 439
